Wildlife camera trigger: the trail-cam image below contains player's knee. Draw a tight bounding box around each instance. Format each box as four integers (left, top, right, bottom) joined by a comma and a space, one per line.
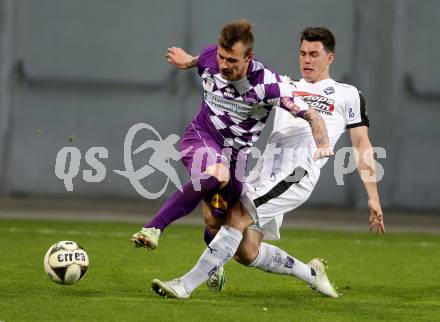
204, 163, 230, 188
234, 254, 255, 266
234, 247, 258, 266
235, 233, 260, 265
226, 202, 253, 232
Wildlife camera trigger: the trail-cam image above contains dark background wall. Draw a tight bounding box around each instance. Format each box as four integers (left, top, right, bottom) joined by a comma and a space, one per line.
0, 0, 439, 210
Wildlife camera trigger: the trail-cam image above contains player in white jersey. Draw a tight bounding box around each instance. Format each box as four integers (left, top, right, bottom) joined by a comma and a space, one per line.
240, 77, 370, 239
151, 27, 384, 299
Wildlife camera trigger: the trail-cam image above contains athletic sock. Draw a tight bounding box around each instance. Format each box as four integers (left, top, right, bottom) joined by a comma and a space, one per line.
145, 176, 221, 231
249, 242, 316, 285
181, 225, 242, 293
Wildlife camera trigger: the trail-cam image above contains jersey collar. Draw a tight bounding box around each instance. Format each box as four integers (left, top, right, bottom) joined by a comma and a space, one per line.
300, 78, 334, 86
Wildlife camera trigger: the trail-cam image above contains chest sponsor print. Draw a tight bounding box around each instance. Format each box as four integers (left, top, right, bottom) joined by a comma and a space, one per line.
293, 91, 335, 116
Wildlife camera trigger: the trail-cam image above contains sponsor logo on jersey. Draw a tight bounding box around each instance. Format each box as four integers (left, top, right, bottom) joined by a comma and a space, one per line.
324, 86, 335, 95
223, 86, 237, 99
347, 106, 357, 121
293, 91, 335, 116
204, 92, 254, 116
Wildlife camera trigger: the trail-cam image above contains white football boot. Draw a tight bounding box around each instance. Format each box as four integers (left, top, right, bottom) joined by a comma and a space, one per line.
151, 278, 190, 299
307, 258, 339, 298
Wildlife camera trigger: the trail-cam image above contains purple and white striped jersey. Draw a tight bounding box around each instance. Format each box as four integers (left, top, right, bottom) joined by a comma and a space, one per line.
193, 45, 308, 153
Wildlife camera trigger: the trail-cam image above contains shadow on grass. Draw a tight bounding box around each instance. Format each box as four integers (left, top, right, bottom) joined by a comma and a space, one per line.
53, 288, 106, 297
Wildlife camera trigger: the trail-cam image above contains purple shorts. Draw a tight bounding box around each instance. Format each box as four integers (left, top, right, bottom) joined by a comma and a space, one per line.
179, 122, 247, 217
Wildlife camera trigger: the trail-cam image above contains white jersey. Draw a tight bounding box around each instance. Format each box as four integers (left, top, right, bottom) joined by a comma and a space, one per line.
268, 77, 369, 173
242, 77, 369, 240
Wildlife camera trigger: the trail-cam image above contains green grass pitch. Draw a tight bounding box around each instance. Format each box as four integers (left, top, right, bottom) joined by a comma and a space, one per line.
1, 218, 440, 322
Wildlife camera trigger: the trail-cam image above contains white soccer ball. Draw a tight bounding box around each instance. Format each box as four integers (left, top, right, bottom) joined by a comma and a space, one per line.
43, 240, 89, 285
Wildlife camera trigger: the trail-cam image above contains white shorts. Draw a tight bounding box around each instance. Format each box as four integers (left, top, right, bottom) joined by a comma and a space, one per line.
241, 164, 320, 240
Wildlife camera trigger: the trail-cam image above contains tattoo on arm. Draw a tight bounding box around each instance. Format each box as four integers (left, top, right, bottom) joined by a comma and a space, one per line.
186, 55, 199, 68
303, 109, 329, 148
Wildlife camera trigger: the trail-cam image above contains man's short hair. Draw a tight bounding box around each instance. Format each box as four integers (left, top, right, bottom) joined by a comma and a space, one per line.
300, 27, 335, 53
218, 19, 254, 56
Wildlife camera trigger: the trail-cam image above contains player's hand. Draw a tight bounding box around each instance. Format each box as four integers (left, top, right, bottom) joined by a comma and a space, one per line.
166, 47, 195, 69
312, 147, 334, 161
368, 199, 385, 235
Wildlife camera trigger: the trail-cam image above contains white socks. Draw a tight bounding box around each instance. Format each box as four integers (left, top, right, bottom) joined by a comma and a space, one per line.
249, 242, 316, 285
181, 225, 243, 293
179, 229, 315, 294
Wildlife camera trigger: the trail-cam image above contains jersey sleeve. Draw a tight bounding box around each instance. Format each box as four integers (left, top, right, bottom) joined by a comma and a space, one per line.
346, 88, 370, 128
265, 76, 309, 119
197, 44, 218, 76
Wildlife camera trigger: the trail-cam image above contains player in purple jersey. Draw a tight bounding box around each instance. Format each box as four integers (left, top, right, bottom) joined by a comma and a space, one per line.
150, 27, 384, 299
131, 20, 333, 254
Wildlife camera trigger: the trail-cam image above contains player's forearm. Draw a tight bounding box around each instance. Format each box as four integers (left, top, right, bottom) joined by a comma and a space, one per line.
363, 180, 380, 203
303, 109, 330, 148
185, 55, 199, 69
355, 141, 381, 201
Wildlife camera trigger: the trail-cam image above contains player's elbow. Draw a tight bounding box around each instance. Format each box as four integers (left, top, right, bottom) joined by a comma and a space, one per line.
302, 107, 320, 124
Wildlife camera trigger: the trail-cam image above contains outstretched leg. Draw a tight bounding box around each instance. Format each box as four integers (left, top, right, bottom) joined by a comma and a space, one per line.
235, 229, 316, 285
234, 227, 338, 298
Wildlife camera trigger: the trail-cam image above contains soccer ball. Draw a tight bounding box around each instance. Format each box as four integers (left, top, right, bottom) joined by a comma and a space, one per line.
43, 240, 89, 285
